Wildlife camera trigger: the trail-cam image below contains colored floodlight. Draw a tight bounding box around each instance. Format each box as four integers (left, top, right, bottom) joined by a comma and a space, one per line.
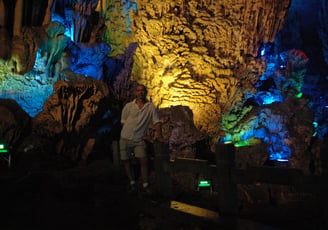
198, 180, 211, 188
0, 143, 8, 153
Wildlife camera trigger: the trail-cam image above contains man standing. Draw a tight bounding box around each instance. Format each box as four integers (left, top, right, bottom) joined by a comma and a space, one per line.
120, 83, 163, 194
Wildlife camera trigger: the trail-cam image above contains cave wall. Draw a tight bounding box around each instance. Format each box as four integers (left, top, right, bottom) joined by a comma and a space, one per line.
0, 0, 292, 138
0, 0, 327, 170
101, 0, 291, 137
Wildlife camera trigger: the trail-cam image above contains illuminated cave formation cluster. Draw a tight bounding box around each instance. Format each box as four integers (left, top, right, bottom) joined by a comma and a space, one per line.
221, 49, 310, 161
0, 0, 327, 166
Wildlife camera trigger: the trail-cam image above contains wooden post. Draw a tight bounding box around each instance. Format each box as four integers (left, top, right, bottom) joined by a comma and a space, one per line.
215, 143, 238, 217
153, 141, 172, 197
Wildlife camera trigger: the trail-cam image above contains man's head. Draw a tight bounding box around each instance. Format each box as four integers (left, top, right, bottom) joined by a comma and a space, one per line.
136, 84, 147, 101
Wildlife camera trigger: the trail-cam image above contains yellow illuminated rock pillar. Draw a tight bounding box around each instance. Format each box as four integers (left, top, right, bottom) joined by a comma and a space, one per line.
96, 0, 106, 16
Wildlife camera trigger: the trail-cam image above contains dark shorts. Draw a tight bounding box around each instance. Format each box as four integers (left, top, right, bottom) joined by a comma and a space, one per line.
119, 139, 146, 160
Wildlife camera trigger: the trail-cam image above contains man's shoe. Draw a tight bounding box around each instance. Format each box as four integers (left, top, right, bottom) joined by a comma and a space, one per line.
128, 183, 137, 194
141, 184, 152, 196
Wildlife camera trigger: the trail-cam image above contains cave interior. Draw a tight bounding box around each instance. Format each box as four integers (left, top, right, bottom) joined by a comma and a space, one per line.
0, 0, 327, 229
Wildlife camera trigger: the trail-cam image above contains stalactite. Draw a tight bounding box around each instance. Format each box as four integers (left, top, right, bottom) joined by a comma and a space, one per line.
95, 0, 104, 16
42, 0, 54, 25
13, 0, 23, 36
0, 0, 4, 27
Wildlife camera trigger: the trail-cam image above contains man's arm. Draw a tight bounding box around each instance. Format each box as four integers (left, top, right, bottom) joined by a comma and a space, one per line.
121, 103, 129, 125
154, 122, 164, 141
151, 104, 164, 141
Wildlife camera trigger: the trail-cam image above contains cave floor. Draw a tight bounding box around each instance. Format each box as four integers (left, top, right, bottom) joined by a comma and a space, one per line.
0, 157, 325, 230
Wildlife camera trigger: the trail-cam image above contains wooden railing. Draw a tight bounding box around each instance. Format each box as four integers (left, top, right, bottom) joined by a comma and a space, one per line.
112, 140, 327, 222
152, 141, 328, 221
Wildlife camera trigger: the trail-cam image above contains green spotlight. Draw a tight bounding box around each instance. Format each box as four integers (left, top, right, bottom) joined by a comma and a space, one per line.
198, 180, 211, 188
296, 92, 302, 98
0, 143, 8, 153
234, 141, 249, 147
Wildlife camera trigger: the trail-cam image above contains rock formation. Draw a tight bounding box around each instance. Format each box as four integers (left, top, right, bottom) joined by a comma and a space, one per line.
0, 0, 327, 175
0, 0, 292, 136
0, 99, 31, 151
32, 77, 110, 162
127, 0, 291, 137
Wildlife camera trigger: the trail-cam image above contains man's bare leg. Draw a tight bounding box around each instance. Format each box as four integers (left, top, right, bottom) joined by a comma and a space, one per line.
124, 160, 135, 184
140, 156, 148, 188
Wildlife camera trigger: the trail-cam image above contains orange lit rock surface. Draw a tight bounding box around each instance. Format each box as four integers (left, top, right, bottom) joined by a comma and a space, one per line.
117, 0, 291, 136
0, 0, 291, 138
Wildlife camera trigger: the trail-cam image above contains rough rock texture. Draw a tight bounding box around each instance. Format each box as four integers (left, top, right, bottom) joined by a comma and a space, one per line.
0, 3, 326, 228
127, 0, 291, 137
0, 99, 31, 149
42, 21, 70, 79
0, 26, 10, 60
94, 0, 291, 138
100, 0, 136, 56
69, 42, 111, 80
0, 0, 51, 74
0, 0, 326, 177
145, 105, 211, 160
0, 0, 291, 138
10, 27, 41, 75
235, 144, 268, 169
0, 0, 105, 80
32, 77, 110, 161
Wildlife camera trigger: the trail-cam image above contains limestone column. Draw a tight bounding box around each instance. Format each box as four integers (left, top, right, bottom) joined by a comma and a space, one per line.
0, 0, 4, 27
43, 0, 54, 25
13, 0, 23, 36
96, 0, 105, 16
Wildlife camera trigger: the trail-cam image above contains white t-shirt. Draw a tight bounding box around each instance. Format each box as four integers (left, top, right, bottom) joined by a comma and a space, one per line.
120, 99, 160, 141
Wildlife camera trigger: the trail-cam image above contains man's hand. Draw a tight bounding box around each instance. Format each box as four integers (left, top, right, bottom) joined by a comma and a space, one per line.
154, 122, 166, 142
153, 134, 166, 143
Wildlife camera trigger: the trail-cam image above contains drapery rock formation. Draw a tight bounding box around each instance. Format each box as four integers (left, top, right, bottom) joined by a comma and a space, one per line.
0, 99, 31, 151
32, 77, 109, 162
0, 0, 105, 78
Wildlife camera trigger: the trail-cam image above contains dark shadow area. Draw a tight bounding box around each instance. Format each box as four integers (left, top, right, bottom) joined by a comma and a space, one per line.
1, 152, 327, 230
